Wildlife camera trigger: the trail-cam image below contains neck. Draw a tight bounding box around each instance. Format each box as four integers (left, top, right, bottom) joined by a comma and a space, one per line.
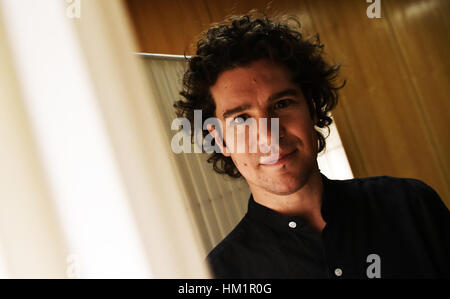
249, 168, 326, 233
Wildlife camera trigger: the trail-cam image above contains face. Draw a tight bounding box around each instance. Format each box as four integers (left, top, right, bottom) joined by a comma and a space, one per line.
209, 59, 319, 195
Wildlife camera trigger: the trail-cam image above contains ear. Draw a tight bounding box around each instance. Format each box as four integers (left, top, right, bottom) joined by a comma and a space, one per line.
306, 89, 318, 125
207, 123, 231, 157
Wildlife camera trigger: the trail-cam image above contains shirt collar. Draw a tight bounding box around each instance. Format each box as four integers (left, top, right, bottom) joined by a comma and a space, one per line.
246, 173, 337, 232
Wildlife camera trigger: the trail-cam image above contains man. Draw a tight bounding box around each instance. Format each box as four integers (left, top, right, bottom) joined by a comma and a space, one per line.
175, 13, 449, 278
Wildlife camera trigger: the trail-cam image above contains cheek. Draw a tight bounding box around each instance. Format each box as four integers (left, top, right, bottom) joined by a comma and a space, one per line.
283, 114, 317, 144
232, 154, 250, 167
230, 154, 258, 177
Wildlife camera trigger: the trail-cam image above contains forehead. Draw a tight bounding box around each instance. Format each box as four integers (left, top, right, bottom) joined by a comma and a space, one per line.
210, 59, 297, 112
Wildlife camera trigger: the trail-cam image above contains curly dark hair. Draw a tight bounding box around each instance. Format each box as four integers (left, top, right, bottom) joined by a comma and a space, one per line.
174, 12, 345, 178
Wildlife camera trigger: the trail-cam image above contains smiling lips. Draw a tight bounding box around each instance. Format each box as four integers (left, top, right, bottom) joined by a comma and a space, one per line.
259, 149, 297, 166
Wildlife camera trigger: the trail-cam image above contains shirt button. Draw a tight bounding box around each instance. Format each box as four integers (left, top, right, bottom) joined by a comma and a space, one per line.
288, 221, 297, 229
334, 268, 343, 277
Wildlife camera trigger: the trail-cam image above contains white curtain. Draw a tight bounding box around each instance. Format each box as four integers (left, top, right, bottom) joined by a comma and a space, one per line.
0, 0, 208, 278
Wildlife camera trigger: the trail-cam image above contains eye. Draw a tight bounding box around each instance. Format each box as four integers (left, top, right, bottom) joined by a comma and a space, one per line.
231, 114, 249, 125
274, 99, 293, 110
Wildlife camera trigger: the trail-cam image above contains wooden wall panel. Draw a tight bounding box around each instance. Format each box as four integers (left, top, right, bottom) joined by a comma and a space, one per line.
305, 0, 449, 203
383, 0, 450, 194
124, 0, 450, 206
126, 0, 212, 54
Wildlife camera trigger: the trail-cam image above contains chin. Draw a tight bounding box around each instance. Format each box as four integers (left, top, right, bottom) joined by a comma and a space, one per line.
261, 161, 317, 195
267, 187, 301, 196
249, 170, 305, 195
266, 178, 305, 195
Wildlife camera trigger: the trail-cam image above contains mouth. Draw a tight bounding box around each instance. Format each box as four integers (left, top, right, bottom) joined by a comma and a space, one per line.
259, 149, 297, 166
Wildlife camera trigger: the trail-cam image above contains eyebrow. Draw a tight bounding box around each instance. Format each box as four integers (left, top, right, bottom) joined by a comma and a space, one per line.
222, 88, 300, 119
267, 88, 299, 103
222, 104, 252, 119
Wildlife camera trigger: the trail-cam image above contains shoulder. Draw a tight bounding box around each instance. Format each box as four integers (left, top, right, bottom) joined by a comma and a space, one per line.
325, 175, 449, 220
206, 216, 251, 261
205, 215, 257, 278
332, 175, 426, 189
330, 175, 441, 202
329, 175, 448, 222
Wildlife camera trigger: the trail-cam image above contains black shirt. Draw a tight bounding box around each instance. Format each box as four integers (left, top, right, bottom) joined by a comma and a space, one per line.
206, 175, 450, 278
